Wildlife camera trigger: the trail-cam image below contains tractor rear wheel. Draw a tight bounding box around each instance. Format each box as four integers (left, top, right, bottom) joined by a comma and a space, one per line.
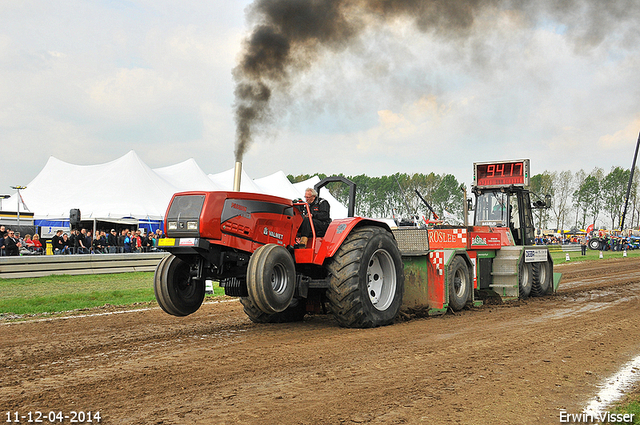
518, 259, 533, 299
240, 297, 306, 323
326, 226, 404, 328
154, 255, 205, 316
246, 244, 296, 314
448, 256, 470, 311
588, 238, 602, 250
531, 260, 553, 296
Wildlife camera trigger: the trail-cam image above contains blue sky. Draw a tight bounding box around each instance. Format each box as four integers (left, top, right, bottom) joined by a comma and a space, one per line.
1, 1, 639, 197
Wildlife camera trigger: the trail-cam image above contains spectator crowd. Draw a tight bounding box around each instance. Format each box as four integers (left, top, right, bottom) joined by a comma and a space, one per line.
0, 225, 165, 256
535, 232, 638, 251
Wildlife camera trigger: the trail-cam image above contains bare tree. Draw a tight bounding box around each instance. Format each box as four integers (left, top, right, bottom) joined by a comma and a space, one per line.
572, 169, 587, 229
550, 170, 574, 231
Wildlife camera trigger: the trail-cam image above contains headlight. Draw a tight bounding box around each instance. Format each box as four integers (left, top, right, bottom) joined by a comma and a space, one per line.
168, 222, 177, 230
187, 221, 198, 230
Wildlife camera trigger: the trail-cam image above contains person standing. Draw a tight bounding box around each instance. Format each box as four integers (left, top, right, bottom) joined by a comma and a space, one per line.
107, 229, 118, 253
118, 229, 127, 253
124, 231, 132, 253
580, 236, 587, 255
0, 226, 6, 256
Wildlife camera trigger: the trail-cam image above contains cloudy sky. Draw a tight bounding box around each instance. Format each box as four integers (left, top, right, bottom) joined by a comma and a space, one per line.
1, 0, 639, 198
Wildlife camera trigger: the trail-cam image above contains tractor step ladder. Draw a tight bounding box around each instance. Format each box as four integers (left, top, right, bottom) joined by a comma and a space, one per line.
490, 246, 522, 300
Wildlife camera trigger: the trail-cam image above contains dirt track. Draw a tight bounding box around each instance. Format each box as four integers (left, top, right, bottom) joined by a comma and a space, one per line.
2, 257, 640, 424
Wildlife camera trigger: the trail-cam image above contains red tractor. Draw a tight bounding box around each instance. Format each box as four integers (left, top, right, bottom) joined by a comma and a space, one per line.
154, 177, 405, 328
155, 160, 559, 328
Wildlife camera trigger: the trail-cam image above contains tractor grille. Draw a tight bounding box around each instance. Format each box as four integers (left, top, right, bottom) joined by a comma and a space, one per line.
166, 195, 205, 237
392, 228, 430, 256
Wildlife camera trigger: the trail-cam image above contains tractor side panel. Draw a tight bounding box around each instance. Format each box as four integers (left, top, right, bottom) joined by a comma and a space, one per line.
400, 254, 447, 315
427, 251, 447, 312
428, 228, 468, 249
468, 232, 503, 250
401, 256, 430, 309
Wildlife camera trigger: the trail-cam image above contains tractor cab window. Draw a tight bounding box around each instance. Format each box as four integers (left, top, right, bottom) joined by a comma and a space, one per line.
509, 194, 520, 231
474, 192, 508, 227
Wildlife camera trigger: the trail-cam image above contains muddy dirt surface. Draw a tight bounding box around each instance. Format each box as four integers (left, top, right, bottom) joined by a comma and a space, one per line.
2, 257, 640, 424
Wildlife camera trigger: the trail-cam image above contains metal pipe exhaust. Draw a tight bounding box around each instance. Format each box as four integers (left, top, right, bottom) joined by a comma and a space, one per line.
233, 161, 242, 192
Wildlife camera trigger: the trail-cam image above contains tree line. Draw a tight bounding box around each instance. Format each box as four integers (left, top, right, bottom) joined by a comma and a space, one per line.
288, 172, 465, 224
290, 165, 638, 231
530, 166, 637, 231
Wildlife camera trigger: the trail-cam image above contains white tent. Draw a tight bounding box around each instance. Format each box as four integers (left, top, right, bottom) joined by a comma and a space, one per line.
21, 150, 178, 220
153, 158, 221, 192
208, 168, 264, 194
12, 151, 349, 226
254, 170, 303, 200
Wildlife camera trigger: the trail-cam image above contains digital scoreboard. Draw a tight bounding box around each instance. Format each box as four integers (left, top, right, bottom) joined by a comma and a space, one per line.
473, 159, 529, 188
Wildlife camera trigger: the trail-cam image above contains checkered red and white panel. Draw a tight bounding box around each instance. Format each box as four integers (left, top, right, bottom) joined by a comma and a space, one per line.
429, 251, 444, 266
452, 228, 467, 244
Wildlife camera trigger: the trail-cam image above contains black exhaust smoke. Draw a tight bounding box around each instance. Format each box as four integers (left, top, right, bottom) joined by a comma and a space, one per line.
233, 0, 640, 162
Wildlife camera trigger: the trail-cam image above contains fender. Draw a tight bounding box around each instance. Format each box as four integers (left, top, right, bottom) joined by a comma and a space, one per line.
307, 217, 394, 265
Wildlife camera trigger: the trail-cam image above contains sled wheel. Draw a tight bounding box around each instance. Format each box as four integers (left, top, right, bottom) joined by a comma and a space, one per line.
240, 297, 306, 323
518, 259, 533, 299
448, 256, 470, 311
246, 244, 296, 314
326, 226, 404, 328
154, 255, 205, 316
531, 259, 553, 296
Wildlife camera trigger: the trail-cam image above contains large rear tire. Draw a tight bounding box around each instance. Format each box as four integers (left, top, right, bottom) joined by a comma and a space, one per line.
154, 255, 205, 316
240, 297, 306, 323
588, 238, 602, 251
519, 259, 533, 299
531, 259, 553, 296
326, 226, 404, 328
246, 244, 296, 314
448, 256, 470, 311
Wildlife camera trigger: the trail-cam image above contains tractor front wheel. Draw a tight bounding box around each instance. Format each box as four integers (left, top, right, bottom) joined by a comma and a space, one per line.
326, 226, 404, 328
246, 244, 296, 314
154, 255, 205, 316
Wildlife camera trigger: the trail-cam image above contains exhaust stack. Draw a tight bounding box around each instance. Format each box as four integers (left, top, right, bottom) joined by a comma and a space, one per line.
233, 161, 242, 192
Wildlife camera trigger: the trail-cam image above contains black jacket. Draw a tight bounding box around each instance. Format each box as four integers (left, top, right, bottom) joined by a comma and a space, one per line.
5, 236, 19, 256
309, 197, 331, 226
52, 234, 64, 251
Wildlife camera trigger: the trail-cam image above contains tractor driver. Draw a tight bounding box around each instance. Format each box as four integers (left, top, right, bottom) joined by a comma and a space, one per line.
297, 188, 331, 247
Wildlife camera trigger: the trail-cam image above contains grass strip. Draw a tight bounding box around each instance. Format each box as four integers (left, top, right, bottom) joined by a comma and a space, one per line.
608, 393, 640, 424
0, 272, 225, 316
550, 248, 640, 264
1, 249, 637, 316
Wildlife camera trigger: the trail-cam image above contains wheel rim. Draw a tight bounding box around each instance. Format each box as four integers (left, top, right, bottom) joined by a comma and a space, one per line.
270, 263, 289, 295
367, 249, 397, 311
453, 268, 467, 297
521, 263, 531, 290
538, 263, 547, 287
173, 260, 197, 299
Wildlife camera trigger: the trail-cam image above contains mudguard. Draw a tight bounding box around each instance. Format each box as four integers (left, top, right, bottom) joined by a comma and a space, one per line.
295, 217, 394, 266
